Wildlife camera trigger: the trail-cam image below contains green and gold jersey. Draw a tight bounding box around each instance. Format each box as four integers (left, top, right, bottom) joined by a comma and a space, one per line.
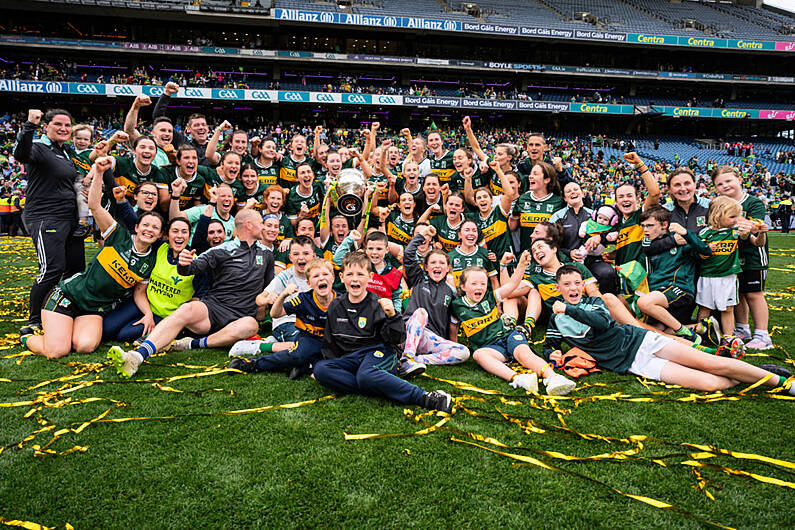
615, 209, 644, 266
451, 291, 508, 350
235, 182, 267, 210
394, 178, 423, 202
448, 246, 496, 286
430, 214, 466, 252
450, 167, 490, 193
470, 203, 513, 265
70, 148, 92, 177
109, 155, 161, 199
278, 213, 295, 244
146, 243, 194, 318
285, 183, 324, 223
739, 194, 768, 271
322, 236, 346, 293
698, 227, 742, 277
279, 155, 316, 188
522, 261, 595, 309
203, 170, 245, 203
369, 173, 390, 206
60, 222, 157, 312
253, 158, 280, 187
385, 210, 415, 246
512, 191, 565, 251
429, 150, 455, 184
156, 165, 216, 208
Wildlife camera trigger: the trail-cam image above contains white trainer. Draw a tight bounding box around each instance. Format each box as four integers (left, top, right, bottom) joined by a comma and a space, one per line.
228, 340, 265, 357
544, 374, 576, 396
509, 373, 538, 392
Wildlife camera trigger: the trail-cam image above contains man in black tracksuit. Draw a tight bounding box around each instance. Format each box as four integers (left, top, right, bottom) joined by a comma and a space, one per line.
152, 84, 213, 167
14, 109, 84, 331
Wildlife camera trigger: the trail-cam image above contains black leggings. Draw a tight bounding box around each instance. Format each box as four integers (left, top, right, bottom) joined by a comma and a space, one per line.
26, 217, 85, 326
585, 257, 619, 295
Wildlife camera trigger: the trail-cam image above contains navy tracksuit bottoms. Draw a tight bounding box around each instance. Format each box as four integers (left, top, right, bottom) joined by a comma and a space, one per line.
313, 345, 426, 405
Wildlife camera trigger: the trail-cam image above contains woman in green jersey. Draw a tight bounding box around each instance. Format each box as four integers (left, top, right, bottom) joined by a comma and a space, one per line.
236, 164, 267, 210
102, 216, 199, 342
713, 165, 772, 349
206, 121, 251, 166
451, 250, 576, 396
251, 136, 281, 186
509, 161, 565, 252
24, 157, 163, 358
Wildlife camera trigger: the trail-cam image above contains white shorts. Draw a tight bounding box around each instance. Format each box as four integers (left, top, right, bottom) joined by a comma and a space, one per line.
695, 275, 738, 312
627, 332, 673, 380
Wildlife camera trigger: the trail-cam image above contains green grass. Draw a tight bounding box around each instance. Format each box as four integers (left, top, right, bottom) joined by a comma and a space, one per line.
1, 235, 794, 529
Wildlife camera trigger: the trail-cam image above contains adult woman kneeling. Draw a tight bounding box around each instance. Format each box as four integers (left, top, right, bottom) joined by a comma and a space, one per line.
23, 157, 163, 358
102, 216, 205, 342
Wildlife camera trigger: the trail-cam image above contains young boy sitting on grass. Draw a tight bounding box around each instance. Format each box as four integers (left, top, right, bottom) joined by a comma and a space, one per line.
312, 250, 454, 413
227, 258, 336, 379
545, 265, 793, 393
636, 205, 718, 347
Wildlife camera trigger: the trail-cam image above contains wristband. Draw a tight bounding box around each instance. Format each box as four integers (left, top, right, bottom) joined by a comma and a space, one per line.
171, 195, 180, 200
209, 201, 217, 206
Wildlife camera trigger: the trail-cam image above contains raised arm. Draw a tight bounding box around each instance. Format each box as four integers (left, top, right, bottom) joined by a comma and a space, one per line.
123, 95, 151, 142
13, 110, 42, 163
205, 120, 232, 165
492, 160, 516, 214
313, 125, 324, 162
361, 122, 379, 161
88, 157, 116, 232
153, 82, 180, 119
624, 152, 660, 210
462, 116, 488, 162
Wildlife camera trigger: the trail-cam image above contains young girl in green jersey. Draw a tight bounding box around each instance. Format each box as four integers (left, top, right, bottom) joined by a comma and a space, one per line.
696, 196, 750, 355
451, 250, 577, 396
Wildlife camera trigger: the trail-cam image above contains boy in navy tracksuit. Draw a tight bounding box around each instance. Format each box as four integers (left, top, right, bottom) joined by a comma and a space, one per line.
312, 250, 453, 412
227, 258, 336, 378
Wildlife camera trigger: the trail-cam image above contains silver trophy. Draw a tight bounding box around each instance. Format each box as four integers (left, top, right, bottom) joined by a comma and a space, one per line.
329, 168, 366, 217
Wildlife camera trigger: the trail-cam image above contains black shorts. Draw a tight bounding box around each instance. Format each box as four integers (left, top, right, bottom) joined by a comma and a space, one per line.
203, 298, 251, 334
43, 286, 102, 319
738, 269, 766, 294
661, 286, 695, 325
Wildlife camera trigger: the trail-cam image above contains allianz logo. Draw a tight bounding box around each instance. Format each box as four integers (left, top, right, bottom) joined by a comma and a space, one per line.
45, 82, 63, 93
319, 12, 334, 23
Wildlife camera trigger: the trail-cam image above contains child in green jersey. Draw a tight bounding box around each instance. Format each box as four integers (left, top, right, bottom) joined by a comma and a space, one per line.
451, 250, 576, 396
712, 165, 772, 350
696, 196, 750, 356
549, 266, 793, 394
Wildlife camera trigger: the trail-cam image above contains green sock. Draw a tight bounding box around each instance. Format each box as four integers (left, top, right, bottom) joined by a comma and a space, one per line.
778, 375, 787, 387
20, 335, 28, 348
694, 344, 717, 354
258, 342, 274, 353
675, 325, 694, 338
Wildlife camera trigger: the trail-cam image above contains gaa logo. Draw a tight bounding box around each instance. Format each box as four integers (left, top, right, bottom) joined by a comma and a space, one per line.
184, 88, 204, 97
113, 85, 135, 95
214, 47, 227, 54
218, 90, 239, 99
251, 90, 271, 100
346, 94, 368, 104
76, 83, 99, 94
145, 86, 164, 97
317, 93, 335, 102
377, 96, 396, 104
283, 91, 306, 102
45, 82, 63, 93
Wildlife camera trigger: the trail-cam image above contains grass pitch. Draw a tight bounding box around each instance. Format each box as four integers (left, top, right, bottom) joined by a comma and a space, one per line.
1, 235, 793, 529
